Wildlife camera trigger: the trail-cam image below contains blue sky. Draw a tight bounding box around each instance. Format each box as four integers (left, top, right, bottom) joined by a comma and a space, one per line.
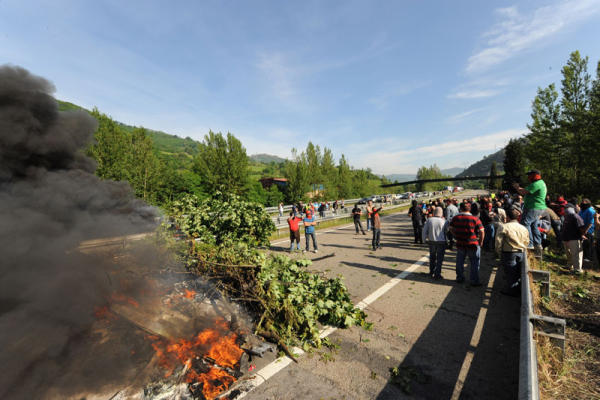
1, 0, 599, 175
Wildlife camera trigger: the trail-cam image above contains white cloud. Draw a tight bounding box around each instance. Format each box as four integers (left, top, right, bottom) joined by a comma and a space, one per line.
351, 129, 525, 174
445, 108, 486, 124
447, 90, 500, 99
256, 52, 299, 104
466, 0, 600, 74
368, 80, 432, 109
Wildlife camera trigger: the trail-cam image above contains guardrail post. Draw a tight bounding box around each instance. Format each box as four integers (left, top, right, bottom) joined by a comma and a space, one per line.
529, 269, 550, 298
531, 315, 566, 355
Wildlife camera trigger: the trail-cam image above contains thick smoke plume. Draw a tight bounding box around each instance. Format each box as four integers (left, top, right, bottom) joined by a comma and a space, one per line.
0, 66, 160, 398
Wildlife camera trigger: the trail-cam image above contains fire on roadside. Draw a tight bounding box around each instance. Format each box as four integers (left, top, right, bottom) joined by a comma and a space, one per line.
149, 317, 244, 399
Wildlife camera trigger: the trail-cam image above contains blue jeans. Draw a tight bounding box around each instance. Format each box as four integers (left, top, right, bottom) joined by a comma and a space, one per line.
483, 224, 495, 250
428, 242, 446, 277
367, 217, 372, 231
501, 251, 524, 294
521, 208, 544, 247
305, 232, 318, 251
456, 246, 481, 284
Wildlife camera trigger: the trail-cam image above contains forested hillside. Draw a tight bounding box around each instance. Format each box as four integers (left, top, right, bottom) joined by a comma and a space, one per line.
56, 100, 390, 208
456, 148, 505, 177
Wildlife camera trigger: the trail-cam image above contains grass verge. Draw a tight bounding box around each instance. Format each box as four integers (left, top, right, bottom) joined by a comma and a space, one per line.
530, 246, 600, 400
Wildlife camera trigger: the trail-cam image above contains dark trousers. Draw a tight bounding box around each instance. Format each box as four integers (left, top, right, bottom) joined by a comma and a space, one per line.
501, 251, 524, 294
551, 219, 562, 248
447, 231, 454, 249
372, 228, 381, 249
583, 232, 594, 260
428, 242, 446, 277
412, 222, 423, 243
305, 232, 318, 251
354, 219, 365, 234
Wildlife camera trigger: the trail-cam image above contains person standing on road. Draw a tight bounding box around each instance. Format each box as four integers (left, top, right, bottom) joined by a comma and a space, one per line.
444, 198, 459, 250
422, 207, 448, 280
278, 202, 284, 217
561, 204, 586, 274
513, 169, 547, 258
352, 204, 367, 235
408, 200, 424, 244
449, 202, 485, 286
303, 210, 318, 253
366, 200, 374, 231
371, 204, 384, 250
495, 208, 529, 296
287, 212, 302, 252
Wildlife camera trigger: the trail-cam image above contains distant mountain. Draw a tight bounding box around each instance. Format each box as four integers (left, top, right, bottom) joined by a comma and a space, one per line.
456, 149, 505, 177
441, 167, 464, 176
250, 154, 287, 164
385, 174, 415, 183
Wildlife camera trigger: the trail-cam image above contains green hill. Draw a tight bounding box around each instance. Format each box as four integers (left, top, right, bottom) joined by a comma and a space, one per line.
250, 153, 287, 164
456, 148, 504, 177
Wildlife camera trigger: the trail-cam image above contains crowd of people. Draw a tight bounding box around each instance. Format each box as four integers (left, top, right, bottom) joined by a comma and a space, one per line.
283, 170, 598, 296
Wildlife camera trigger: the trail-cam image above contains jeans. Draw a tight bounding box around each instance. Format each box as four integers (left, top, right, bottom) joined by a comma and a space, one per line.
551, 219, 563, 247
483, 224, 495, 250
354, 219, 365, 234
501, 251, 524, 294
305, 232, 318, 251
412, 221, 423, 243
372, 228, 381, 249
428, 242, 446, 277
367, 217, 372, 231
456, 246, 481, 284
447, 231, 454, 249
521, 208, 544, 247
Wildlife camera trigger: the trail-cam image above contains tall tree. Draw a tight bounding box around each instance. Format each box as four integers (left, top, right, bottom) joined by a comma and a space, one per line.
283, 149, 309, 202
193, 131, 249, 195
488, 161, 501, 191
336, 154, 353, 199
560, 51, 591, 192
503, 138, 527, 190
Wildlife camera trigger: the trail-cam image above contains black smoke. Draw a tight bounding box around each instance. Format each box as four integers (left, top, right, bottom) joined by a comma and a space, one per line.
0, 66, 160, 399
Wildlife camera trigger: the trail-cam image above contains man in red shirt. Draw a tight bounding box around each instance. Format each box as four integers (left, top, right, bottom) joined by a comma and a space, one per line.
450, 202, 485, 286
287, 212, 302, 252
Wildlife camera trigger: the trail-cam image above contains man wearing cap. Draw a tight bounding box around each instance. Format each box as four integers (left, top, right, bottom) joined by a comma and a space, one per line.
495, 208, 529, 296
449, 202, 485, 286
423, 207, 448, 279
512, 169, 547, 258
303, 210, 318, 253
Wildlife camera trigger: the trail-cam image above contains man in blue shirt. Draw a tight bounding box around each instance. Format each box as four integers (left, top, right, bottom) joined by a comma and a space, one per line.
303, 210, 318, 253
579, 198, 596, 262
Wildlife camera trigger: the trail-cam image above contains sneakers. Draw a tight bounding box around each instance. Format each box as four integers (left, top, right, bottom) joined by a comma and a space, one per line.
433, 275, 443, 280
313, 249, 318, 253
455, 278, 465, 283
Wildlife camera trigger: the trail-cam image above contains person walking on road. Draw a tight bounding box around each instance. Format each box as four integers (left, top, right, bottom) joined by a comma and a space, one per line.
303, 210, 318, 253
495, 208, 529, 296
561, 204, 586, 274
408, 200, 424, 244
449, 202, 485, 286
287, 212, 302, 252
513, 169, 547, 258
423, 207, 448, 279
352, 204, 367, 235
371, 204, 384, 250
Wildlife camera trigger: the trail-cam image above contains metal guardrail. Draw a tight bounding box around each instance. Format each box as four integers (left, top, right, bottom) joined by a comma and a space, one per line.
519, 254, 566, 400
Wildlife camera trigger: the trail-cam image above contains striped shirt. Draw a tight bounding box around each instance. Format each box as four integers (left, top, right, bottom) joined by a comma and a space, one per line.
450, 212, 484, 248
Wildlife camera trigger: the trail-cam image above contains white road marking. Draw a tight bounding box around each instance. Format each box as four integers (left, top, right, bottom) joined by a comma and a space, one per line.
237, 255, 429, 399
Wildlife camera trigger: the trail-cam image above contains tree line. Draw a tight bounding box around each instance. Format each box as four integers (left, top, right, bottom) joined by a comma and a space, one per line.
503, 50, 600, 200
85, 109, 391, 208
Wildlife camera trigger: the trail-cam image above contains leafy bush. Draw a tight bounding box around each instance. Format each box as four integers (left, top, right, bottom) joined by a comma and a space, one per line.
170, 192, 275, 247
187, 242, 371, 349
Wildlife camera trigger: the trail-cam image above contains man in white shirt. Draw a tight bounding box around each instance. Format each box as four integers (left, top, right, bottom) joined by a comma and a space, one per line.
423, 207, 449, 279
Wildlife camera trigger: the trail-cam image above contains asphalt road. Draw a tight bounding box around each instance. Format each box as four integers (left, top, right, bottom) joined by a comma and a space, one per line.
244, 196, 520, 400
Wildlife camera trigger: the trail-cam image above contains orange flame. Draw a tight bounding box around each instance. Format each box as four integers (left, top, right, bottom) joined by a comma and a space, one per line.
150, 318, 244, 399
184, 289, 196, 299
